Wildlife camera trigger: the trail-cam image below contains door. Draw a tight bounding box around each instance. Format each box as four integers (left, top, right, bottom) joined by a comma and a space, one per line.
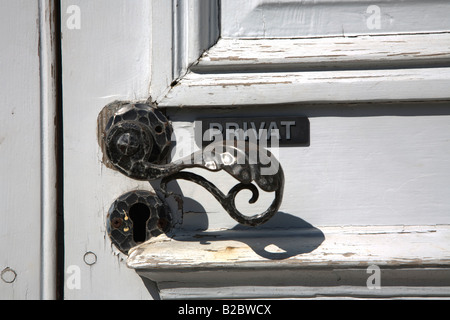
3, 0, 448, 300
60, 0, 450, 299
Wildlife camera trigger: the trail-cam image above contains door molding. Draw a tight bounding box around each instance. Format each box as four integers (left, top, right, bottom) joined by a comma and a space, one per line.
151, 1, 450, 107
149, 0, 220, 102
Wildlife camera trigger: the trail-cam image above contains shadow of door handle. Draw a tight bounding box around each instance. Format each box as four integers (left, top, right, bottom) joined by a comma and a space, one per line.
103, 103, 284, 227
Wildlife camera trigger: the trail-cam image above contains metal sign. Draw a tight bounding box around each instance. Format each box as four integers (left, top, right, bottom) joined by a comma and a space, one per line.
195, 116, 310, 147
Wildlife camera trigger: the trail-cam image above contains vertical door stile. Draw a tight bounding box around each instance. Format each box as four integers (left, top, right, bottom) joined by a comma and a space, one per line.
38, 0, 59, 300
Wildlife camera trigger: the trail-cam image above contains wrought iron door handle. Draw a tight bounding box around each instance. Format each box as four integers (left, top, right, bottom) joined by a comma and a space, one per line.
103, 103, 284, 229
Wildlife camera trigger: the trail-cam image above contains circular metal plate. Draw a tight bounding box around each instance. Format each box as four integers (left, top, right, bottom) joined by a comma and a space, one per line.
106, 190, 172, 254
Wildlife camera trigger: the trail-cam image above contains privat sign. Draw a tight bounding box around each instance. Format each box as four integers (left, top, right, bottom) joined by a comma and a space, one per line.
195, 116, 310, 147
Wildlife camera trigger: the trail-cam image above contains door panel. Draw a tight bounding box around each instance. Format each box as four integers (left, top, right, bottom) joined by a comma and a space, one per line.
166, 102, 450, 230
221, 0, 450, 38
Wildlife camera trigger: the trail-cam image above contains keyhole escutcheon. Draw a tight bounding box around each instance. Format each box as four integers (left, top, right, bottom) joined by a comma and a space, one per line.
129, 203, 151, 243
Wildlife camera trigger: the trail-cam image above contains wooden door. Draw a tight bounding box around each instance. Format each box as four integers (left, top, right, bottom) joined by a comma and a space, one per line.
61, 0, 450, 299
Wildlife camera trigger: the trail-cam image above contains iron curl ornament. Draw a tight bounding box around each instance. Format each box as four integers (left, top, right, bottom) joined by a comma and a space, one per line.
102, 103, 284, 251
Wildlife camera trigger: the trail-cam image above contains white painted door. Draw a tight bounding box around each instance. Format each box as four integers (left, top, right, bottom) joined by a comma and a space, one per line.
61, 0, 450, 299
0, 0, 58, 300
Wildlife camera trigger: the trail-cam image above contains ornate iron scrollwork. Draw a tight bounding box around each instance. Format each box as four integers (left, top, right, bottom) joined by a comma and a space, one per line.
102, 103, 285, 252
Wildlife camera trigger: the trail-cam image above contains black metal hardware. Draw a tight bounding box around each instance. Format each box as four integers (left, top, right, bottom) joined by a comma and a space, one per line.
102, 103, 285, 253
104, 103, 173, 180
106, 190, 171, 254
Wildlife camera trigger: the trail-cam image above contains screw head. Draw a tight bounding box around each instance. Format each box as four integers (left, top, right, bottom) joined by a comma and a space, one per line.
111, 217, 123, 229
1, 268, 17, 283
116, 132, 140, 156
83, 252, 97, 266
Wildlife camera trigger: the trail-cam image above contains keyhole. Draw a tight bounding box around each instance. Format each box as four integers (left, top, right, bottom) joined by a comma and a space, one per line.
129, 203, 151, 243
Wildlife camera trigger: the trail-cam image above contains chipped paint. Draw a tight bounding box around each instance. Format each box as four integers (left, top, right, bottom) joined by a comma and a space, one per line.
128, 225, 450, 271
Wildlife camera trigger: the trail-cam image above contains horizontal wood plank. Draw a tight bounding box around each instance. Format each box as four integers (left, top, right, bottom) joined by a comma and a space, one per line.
128, 225, 450, 270
158, 67, 450, 106
157, 33, 450, 106
128, 225, 450, 299
193, 34, 450, 72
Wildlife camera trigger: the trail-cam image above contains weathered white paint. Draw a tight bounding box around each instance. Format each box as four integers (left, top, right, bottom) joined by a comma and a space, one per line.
128, 225, 450, 299
61, 0, 215, 299
157, 286, 450, 300
131, 225, 450, 269
173, 0, 219, 79
0, 0, 57, 299
62, 0, 159, 299
157, 32, 450, 106
161, 102, 450, 230
159, 67, 450, 106
149, 0, 175, 101
221, 0, 450, 38
38, 0, 59, 300
61, 0, 450, 300
151, 0, 219, 101
154, 3, 450, 106
194, 34, 450, 72
145, 101, 450, 299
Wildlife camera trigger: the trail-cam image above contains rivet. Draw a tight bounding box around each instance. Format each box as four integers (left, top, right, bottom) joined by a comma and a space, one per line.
83, 252, 97, 266
1, 267, 17, 283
